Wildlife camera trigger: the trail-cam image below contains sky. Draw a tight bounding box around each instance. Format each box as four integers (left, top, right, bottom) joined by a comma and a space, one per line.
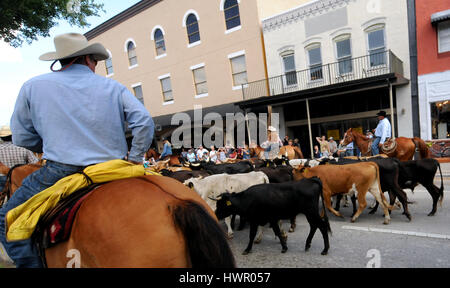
0, 0, 141, 127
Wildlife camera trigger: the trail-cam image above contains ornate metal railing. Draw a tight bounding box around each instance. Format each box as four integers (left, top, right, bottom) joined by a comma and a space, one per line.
242, 50, 404, 101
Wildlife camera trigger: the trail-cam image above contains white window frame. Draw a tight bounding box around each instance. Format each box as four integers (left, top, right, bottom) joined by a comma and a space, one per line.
124, 38, 138, 69
305, 43, 323, 82
365, 24, 387, 68
333, 34, 353, 76
158, 73, 174, 103
190, 63, 209, 98
228, 50, 248, 90
131, 82, 144, 104
183, 9, 201, 47
220, 0, 242, 34
105, 49, 114, 77
151, 25, 167, 59
438, 20, 450, 53
280, 51, 297, 87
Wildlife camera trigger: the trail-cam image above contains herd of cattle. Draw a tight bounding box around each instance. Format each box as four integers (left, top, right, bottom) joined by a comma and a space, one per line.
149, 155, 444, 256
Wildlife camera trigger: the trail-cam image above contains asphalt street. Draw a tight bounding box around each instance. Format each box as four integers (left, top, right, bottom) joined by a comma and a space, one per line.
230, 174, 450, 268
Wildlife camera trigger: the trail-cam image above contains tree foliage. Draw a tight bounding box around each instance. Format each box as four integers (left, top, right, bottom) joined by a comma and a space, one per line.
0, 0, 104, 47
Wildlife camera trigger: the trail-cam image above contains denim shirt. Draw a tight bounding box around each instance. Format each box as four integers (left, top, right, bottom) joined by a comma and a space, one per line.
11, 64, 154, 165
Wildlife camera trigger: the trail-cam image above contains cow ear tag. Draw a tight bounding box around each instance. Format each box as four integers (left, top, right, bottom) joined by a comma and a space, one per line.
226, 200, 232, 206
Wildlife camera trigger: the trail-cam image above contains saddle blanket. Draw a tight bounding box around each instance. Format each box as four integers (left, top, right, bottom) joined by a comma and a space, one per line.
6, 159, 160, 242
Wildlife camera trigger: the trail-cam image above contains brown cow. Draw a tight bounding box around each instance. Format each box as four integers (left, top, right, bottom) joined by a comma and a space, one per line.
292, 162, 394, 225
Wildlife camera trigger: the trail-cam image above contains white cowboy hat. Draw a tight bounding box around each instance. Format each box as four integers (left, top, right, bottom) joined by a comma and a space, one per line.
39, 33, 109, 61
267, 126, 277, 132
0, 126, 12, 137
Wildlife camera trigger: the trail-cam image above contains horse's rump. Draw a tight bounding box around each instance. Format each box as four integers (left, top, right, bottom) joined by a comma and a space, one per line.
44, 175, 234, 268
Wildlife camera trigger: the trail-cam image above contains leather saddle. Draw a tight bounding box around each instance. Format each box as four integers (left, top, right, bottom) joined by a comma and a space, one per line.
32, 183, 102, 267
381, 138, 397, 154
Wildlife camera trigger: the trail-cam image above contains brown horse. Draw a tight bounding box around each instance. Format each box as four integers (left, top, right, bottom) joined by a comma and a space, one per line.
145, 148, 181, 166
0, 162, 10, 176
250, 145, 304, 160
1, 165, 235, 268
279, 145, 304, 160
343, 128, 430, 161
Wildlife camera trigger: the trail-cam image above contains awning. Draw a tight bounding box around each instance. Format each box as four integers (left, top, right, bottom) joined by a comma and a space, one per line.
431, 9, 450, 25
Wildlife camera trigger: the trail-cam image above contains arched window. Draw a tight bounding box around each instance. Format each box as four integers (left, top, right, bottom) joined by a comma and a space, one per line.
127, 41, 138, 67
105, 50, 113, 76
153, 28, 166, 56
223, 0, 241, 30
186, 14, 200, 44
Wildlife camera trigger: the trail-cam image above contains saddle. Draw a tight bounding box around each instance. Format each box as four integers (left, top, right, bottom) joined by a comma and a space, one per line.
32, 183, 102, 267
381, 138, 397, 155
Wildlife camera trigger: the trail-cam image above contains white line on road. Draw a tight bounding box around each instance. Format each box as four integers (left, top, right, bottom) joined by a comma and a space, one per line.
342, 226, 450, 240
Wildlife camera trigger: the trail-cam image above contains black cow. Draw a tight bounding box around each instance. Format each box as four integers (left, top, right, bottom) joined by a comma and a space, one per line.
201, 161, 254, 175
212, 177, 331, 256
323, 157, 412, 220
159, 169, 211, 183
255, 166, 293, 183
371, 158, 444, 216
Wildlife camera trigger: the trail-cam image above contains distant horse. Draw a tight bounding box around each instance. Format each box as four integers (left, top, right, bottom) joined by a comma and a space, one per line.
1, 164, 235, 268
250, 145, 304, 160
249, 146, 265, 159
343, 128, 429, 161
0, 162, 10, 177
145, 148, 181, 166
279, 145, 304, 160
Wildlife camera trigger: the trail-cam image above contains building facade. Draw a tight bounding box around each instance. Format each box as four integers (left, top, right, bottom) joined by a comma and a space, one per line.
237, 0, 412, 157
85, 0, 269, 149
416, 0, 450, 140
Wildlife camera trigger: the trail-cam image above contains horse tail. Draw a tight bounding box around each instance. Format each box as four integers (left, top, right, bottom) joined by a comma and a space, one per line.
413, 137, 430, 159
172, 200, 236, 268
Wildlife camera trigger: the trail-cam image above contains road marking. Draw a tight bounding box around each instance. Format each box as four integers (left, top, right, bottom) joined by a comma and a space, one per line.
342, 226, 450, 240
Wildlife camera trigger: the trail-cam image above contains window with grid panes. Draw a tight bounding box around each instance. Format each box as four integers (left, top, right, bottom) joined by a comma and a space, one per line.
230, 55, 247, 87
154, 29, 166, 56
186, 14, 200, 44
224, 0, 241, 30
160, 77, 173, 102
193, 66, 208, 95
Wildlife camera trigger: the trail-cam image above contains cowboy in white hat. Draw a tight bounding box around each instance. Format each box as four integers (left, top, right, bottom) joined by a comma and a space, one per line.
1, 33, 154, 268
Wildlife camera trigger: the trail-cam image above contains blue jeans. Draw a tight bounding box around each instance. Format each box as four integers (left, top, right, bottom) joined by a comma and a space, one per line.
372, 137, 381, 156
0, 160, 85, 268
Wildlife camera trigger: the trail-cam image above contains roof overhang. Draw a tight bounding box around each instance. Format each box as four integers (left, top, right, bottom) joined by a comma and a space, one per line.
431, 9, 450, 25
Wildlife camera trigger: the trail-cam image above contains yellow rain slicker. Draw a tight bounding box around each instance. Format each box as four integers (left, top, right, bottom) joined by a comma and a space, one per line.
6, 159, 160, 242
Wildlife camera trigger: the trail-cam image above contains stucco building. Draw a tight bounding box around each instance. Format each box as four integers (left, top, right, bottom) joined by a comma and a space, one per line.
237, 0, 413, 157
85, 0, 275, 149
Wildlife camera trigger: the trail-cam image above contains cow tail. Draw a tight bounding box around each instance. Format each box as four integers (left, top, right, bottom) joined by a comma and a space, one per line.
172, 200, 235, 268
312, 177, 332, 235
437, 161, 444, 206
413, 137, 430, 159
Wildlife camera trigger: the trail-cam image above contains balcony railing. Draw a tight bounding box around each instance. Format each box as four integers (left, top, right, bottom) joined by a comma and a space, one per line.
242, 50, 404, 101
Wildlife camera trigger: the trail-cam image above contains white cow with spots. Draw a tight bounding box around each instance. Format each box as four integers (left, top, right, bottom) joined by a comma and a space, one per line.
184, 171, 269, 238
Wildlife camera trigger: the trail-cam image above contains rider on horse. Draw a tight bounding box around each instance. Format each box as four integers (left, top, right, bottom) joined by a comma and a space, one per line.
0, 33, 154, 268
372, 111, 392, 156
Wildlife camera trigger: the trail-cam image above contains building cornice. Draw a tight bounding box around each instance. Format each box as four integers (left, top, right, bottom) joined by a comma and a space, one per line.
85, 0, 162, 40
262, 0, 354, 32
